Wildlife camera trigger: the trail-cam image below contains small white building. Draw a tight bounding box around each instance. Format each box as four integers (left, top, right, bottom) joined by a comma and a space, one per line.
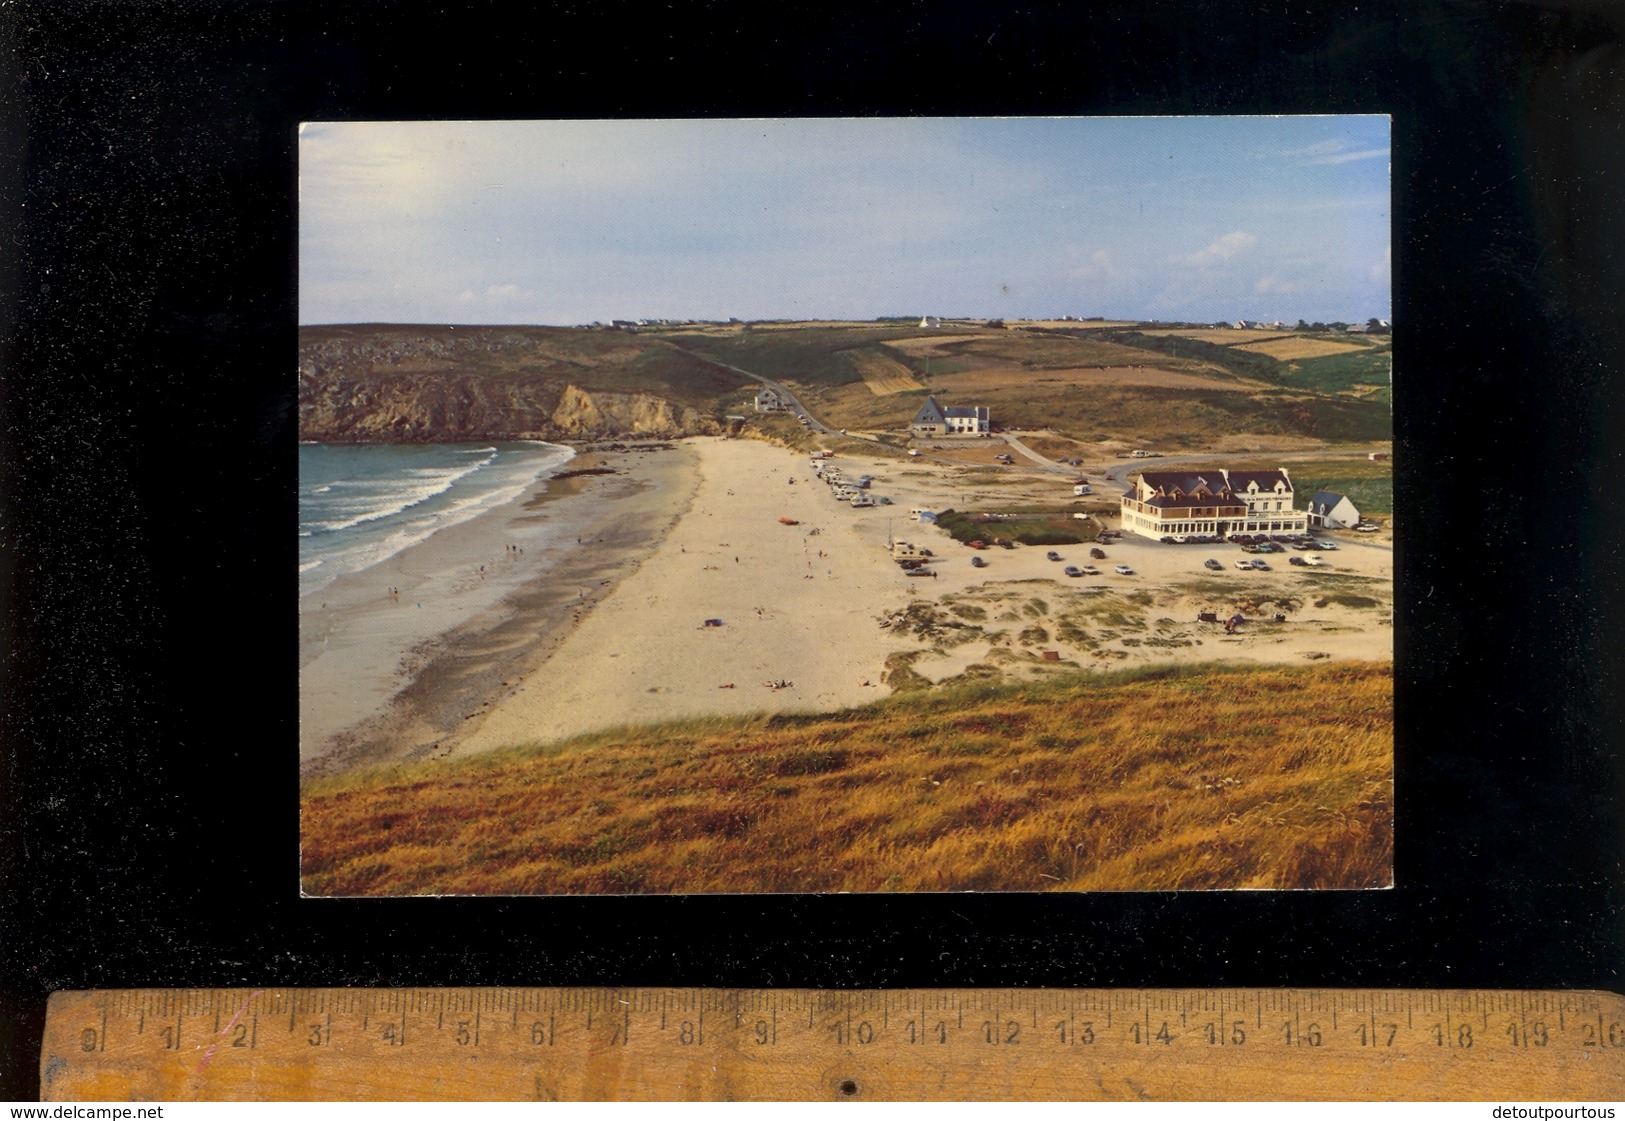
754, 387, 790, 412
1307, 490, 1362, 529
919, 316, 942, 329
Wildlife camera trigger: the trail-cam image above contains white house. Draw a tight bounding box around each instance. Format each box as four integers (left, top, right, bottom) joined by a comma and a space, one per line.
909, 395, 990, 437
1307, 490, 1362, 529
1119, 467, 1309, 538
919, 316, 942, 329
754, 387, 789, 412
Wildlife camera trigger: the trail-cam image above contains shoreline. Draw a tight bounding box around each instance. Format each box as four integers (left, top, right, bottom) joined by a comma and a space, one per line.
298, 441, 700, 778
305, 435, 1394, 778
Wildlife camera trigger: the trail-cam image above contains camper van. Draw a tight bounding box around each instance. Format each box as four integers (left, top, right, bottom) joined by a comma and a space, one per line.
1073, 483, 1092, 496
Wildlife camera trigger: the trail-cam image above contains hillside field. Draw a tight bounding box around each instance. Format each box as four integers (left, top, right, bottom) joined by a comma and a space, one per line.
302, 661, 1393, 895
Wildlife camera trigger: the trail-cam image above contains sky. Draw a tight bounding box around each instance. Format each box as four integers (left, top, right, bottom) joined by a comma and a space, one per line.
299, 116, 1390, 326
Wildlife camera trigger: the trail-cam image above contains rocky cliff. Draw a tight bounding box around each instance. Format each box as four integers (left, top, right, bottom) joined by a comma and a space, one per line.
298, 325, 734, 443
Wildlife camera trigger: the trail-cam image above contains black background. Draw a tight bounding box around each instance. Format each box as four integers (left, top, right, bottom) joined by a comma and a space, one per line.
3, 0, 1623, 1101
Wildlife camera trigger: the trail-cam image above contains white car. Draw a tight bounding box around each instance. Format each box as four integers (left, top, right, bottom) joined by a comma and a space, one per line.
1114, 564, 1134, 575
1234, 559, 1254, 570
1303, 555, 1325, 567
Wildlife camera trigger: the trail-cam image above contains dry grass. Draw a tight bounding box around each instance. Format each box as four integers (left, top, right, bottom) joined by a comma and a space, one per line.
1019, 320, 1140, 330
1137, 329, 1292, 344
1233, 337, 1371, 361
849, 348, 927, 394
302, 662, 1392, 896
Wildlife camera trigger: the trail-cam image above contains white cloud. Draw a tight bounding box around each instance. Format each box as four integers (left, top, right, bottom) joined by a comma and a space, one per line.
1277, 138, 1348, 158
1254, 274, 1303, 295
1066, 247, 1120, 282
1178, 231, 1257, 266
1313, 147, 1390, 166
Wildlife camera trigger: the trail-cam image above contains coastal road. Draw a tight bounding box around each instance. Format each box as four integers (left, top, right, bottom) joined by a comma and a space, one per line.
663, 343, 840, 437
999, 432, 1077, 475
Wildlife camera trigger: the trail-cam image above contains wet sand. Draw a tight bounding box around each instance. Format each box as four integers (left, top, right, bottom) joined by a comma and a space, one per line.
298, 443, 699, 777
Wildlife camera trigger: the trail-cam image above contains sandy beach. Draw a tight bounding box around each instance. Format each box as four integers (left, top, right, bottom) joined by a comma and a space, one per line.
457, 436, 1393, 757
304, 434, 1393, 775
456, 437, 924, 754
299, 442, 701, 775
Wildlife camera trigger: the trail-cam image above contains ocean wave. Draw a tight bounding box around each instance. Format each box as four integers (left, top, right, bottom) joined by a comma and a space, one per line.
299, 559, 323, 572
305, 453, 499, 535
298, 442, 573, 592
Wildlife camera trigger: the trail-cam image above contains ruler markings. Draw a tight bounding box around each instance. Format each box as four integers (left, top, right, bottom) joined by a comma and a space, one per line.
38, 988, 1625, 1102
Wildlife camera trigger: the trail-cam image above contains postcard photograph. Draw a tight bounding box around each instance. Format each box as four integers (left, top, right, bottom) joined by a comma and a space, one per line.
297, 117, 1393, 895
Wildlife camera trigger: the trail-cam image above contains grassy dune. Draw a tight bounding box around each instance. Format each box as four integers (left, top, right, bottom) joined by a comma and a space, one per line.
302, 662, 1392, 896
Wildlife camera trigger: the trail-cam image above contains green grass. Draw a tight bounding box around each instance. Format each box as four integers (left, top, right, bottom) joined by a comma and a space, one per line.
934, 509, 1094, 546
1296, 471, 1392, 518
659, 325, 930, 388
1283, 345, 1394, 401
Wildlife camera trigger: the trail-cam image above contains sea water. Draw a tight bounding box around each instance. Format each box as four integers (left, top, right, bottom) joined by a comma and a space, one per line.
298, 441, 574, 598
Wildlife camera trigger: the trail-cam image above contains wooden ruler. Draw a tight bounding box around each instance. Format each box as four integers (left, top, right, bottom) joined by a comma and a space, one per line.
40, 988, 1625, 1101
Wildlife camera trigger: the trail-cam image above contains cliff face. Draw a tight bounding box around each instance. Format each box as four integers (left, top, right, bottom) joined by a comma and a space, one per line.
298, 325, 729, 443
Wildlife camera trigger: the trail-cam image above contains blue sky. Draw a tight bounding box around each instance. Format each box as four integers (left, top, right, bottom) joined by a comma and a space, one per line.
299, 116, 1389, 326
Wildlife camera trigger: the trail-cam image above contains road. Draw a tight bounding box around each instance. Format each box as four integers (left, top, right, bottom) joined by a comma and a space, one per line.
664, 343, 1387, 533
664, 343, 839, 437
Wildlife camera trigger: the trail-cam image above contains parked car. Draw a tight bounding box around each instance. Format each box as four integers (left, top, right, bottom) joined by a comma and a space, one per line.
1303, 555, 1325, 566
1235, 559, 1254, 570
970, 555, 987, 568
1288, 556, 1308, 567
1063, 565, 1083, 577
1355, 522, 1381, 532
1316, 540, 1339, 551
1204, 558, 1223, 571
1046, 551, 1063, 561
1080, 564, 1101, 576
1160, 536, 1176, 544
1090, 547, 1107, 560
1251, 559, 1272, 571
1114, 564, 1135, 575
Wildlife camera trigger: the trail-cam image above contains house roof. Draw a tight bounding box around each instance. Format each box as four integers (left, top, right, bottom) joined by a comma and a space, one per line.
1225, 468, 1292, 493
912, 397, 987, 424
1136, 471, 1227, 496
911, 396, 946, 426
1310, 490, 1354, 511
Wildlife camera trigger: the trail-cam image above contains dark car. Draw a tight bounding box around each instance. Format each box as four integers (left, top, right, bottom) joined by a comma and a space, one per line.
1288, 556, 1308, 567
1204, 558, 1223, 571
970, 555, 987, 568
1089, 547, 1106, 560
1046, 551, 1063, 561
1063, 565, 1083, 577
